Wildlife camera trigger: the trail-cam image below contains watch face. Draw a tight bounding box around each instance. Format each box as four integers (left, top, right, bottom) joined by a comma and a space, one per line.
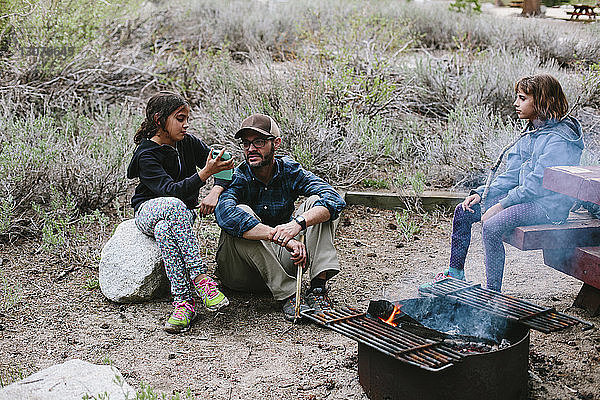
295, 216, 306, 230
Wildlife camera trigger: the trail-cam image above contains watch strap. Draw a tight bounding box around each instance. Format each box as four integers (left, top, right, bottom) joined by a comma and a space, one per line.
294, 215, 307, 231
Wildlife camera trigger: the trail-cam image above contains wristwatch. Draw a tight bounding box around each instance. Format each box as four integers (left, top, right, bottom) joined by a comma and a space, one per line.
294, 215, 307, 231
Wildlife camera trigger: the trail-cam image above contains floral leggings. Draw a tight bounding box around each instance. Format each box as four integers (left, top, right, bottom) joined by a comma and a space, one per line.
135, 197, 206, 303
449, 197, 549, 292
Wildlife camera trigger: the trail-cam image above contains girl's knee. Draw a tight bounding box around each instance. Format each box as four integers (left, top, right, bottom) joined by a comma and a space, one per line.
154, 220, 169, 240
453, 204, 464, 219
482, 219, 503, 240
453, 204, 474, 225
163, 197, 187, 213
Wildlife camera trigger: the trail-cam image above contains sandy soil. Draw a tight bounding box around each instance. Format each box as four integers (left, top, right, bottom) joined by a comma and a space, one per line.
1, 204, 598, 399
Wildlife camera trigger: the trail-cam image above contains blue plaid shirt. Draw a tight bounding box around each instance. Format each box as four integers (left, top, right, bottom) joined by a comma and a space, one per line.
215, 156, 346, 237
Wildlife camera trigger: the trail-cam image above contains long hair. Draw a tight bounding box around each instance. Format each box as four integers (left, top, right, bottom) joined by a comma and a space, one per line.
514, 74, 568, 121
134, 91, 189, 145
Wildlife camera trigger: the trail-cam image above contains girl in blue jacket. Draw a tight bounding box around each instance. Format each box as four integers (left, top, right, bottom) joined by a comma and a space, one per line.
422, 74, 584, 292
127, 91, 234, 333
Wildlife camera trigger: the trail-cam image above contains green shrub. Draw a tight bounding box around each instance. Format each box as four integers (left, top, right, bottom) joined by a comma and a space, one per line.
395, 210, 421, 241
0, 0, 597, 248
0, 364, 23, 388
0, 107, 131, 244
3, 0, 139, 78
449, 0, 482, 14
0, 268, 21, 313
362, 178, 390, 189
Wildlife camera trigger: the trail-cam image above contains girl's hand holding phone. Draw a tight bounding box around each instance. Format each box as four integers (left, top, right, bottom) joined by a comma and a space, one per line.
198, 148, 234, 181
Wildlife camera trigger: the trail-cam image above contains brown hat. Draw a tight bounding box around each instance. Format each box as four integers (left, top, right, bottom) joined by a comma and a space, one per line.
234, 114, 281, 139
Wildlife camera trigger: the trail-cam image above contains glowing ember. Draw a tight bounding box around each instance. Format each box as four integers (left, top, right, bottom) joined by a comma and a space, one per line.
379, 304, 402, 326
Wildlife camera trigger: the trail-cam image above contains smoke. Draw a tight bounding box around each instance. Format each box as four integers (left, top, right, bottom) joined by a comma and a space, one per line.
398, 297, 510, 343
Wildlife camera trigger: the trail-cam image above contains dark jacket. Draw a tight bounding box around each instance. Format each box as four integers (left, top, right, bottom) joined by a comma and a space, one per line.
127, 134, 228, 212
475, 116, 584, 223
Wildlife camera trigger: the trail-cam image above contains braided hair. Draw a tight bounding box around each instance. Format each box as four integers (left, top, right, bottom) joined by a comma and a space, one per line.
134, 91, 189, 145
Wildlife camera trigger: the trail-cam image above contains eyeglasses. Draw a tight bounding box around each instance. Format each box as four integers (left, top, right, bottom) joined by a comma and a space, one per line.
240, 137, 274, 149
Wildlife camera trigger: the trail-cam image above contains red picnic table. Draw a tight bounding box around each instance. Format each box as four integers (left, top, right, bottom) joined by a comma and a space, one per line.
504, 165, 600, 315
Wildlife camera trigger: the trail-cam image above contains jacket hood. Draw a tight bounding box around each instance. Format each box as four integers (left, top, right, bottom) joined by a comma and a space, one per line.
540, 116, 584, 150
127, 139, 176, 179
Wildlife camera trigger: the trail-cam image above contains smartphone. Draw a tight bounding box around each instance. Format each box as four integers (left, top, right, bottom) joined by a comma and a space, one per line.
211, 149, 233, 180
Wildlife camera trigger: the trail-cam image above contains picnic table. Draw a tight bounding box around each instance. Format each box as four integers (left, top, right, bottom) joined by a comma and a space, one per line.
567, 4, 597, 20
504, 165, 600, 316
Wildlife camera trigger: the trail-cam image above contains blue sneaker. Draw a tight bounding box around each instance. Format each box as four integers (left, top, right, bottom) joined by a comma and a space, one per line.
419, 268, 465, 292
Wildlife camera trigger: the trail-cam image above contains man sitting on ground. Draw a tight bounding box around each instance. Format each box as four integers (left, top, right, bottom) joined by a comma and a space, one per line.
214, 114, 346, 321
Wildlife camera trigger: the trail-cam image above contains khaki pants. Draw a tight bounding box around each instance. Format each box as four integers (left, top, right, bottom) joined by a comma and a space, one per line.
215, 195, 340, 300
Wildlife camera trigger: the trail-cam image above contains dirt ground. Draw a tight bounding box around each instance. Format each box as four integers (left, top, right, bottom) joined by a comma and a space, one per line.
0, 204, 599, 399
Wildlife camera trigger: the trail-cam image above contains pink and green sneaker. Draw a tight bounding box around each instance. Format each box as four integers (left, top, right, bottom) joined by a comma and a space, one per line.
193, 276, 229, 312
164, 300, 197, 334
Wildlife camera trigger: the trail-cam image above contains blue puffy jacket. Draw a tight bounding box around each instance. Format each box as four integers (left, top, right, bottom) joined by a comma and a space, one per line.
475, 116, 584, 223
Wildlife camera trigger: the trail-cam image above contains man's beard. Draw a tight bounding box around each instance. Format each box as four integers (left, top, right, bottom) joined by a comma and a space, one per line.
246, 145, 275, 168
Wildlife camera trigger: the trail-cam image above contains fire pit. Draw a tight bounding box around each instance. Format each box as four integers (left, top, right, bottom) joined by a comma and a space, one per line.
301, 277, 591, 400
362, 296, 530, 400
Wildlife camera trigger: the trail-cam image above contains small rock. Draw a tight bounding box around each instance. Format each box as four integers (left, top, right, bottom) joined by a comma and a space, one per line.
168, 353, 176, 360
387, 223, 397, 230
353, 241, 364, 247
395, 243, 404, 248
100, 323, 110, 329
0, 324, 4, 331
567, 340, 576, 346
366, 253, 377, 258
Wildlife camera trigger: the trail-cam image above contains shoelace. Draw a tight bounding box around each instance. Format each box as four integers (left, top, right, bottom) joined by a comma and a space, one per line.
196, 278, 218, 299
310, 291, 332, 308
172, 301, 194, 321
433, 271, 448, 282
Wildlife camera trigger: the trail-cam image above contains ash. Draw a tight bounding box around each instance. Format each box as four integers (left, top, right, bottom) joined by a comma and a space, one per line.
444, 338, 512, 354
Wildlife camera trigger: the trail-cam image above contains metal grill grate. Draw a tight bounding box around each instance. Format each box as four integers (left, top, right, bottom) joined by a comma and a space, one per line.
419, 277, 592, 333
301, 307, 464, 371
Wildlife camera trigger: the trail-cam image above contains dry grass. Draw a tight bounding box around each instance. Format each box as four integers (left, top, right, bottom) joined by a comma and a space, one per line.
0, 0, 599, 243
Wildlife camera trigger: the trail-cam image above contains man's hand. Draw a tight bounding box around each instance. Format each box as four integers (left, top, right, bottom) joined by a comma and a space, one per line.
197, 191, 219, 216
270, 220, 302, 247
285, 238, 307, 268
482, 203, 504, 222
462, 193, 481, 213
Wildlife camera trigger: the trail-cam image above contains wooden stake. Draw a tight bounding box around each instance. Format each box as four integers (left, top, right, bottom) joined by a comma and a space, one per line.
294, 233, 305, 319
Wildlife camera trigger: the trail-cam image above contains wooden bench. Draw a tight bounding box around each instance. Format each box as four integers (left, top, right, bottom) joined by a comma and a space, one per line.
504, 215, 600, 251
504, 215, 600, 315
503, 165, 600, 316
